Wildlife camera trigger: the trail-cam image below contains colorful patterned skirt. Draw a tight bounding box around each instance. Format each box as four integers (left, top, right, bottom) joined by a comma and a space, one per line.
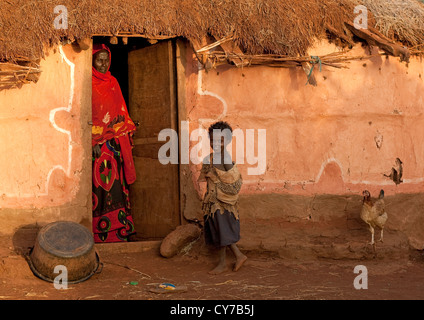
92, 138, 135, 243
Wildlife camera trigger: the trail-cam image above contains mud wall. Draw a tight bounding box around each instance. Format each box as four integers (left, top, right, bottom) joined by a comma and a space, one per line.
0, 44, 92, 234
180, 40, 424, 251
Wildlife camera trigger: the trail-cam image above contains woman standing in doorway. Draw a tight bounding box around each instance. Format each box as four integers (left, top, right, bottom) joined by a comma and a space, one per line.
92, 43, 137, 242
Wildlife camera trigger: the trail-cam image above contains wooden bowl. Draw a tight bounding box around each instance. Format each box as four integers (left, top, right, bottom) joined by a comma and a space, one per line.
28, 221, 100, 283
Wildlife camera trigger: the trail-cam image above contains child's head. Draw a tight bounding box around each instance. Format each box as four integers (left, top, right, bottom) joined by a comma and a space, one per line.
208, 121, 233, 153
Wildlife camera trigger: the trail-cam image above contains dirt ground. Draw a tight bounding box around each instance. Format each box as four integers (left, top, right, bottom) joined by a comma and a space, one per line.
1, 235, 424, 301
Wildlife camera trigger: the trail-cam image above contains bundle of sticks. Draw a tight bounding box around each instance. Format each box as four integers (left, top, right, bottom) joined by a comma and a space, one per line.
0, 59, 41, 90
200, 50, 377, 69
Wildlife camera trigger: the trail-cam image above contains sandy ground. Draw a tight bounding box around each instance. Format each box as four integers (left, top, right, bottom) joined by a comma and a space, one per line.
0, 236, 423, 302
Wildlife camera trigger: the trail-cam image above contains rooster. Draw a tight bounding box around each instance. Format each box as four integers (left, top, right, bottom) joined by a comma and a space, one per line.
360, 190, 388, 246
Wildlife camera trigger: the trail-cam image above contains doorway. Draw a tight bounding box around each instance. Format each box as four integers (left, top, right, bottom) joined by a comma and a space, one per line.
93, 37, 181, 240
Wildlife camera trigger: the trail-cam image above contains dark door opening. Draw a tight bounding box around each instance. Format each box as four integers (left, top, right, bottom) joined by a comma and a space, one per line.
93, 37, 181, 241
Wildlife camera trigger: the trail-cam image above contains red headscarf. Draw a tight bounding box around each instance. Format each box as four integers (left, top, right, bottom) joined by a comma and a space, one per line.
92, 43, 136, 146
92, 44, 137, 184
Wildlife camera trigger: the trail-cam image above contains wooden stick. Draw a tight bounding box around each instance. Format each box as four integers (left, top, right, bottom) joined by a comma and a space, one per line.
367, 26, 396, 44
0, 70, 40, 74
0, 63, 40, 70
345, 21, 410, 63
196, 35, 234, 53
92, 33, 175, 40
103, 261, 151, 279
301, 62, 317, 86
326, 24, 355, 47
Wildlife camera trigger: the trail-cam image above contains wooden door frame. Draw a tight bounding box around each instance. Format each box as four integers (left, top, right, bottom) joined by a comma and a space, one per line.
176, 38, 187, 226
128, 39, 181, 239
91, 36, 186, 239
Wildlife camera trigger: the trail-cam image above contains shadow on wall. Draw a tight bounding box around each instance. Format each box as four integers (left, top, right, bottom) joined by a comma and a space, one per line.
12, 224, 43, 256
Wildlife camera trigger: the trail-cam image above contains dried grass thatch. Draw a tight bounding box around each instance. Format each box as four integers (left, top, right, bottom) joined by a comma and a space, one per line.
0, 0, 423, 64
360, 0, 424, 46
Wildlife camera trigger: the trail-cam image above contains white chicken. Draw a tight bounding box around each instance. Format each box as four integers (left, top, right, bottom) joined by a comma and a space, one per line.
360, 189, 388, 246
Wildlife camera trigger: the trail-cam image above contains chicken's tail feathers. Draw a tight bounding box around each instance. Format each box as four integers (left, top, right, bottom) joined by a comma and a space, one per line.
379, 189, 384, 199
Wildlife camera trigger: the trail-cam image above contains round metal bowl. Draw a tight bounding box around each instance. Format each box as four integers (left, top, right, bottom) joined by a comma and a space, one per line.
27, 221, 100, 284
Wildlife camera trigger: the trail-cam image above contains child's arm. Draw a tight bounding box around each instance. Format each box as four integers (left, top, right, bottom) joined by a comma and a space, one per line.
197, 161, 209, 200
197, 181, 207, 201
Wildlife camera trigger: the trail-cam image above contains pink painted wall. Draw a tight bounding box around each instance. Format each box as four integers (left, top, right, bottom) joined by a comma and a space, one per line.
180, 41, 424, 252
0, 38, 422, 250
185, 41, 424, 199
0, 44, 92, 233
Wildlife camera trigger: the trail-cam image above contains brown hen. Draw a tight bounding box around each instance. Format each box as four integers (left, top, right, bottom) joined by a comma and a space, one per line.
360, 189, 388, 245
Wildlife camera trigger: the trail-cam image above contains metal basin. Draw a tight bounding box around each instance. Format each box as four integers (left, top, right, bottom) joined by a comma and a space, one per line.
27, 221, 100, 283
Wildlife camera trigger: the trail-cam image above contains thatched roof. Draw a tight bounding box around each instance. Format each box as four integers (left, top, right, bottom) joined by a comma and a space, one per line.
1, 0, 423, 63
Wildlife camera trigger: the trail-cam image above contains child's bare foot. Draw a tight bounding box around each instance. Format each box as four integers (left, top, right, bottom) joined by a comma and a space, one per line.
208, 263, 228, 275
233, 254, 247, 272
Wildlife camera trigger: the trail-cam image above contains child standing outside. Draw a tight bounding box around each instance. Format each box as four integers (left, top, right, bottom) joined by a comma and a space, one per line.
198, 121, 247, 274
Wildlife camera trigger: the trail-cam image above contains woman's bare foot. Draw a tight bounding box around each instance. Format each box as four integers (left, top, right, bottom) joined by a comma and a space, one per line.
233, 254, 247, 272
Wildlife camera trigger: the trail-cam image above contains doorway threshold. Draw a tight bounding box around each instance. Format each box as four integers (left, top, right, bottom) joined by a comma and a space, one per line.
95, 240, 161, 255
